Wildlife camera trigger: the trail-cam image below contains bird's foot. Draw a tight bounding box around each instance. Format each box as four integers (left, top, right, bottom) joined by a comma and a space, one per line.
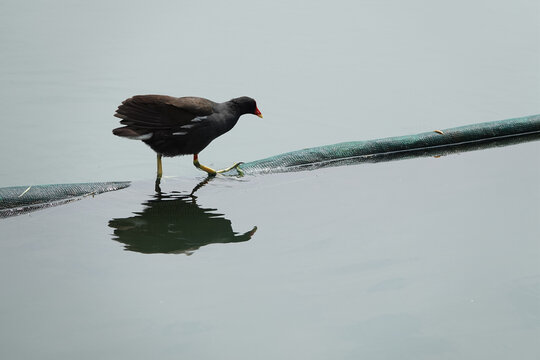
194, 160, 244, 176
216, 162, 244, 176
193, 154, 244, 176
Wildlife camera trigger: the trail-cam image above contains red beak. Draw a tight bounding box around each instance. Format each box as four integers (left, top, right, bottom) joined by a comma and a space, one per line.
255, 106, 263, 118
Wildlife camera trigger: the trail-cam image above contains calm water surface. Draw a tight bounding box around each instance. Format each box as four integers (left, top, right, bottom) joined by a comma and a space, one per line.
0, 0, 539, 359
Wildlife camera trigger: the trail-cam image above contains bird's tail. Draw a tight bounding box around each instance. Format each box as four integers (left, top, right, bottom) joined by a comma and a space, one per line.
112, 127, 153, 140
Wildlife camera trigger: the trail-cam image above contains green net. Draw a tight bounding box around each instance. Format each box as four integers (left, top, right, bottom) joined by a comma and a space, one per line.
0, 181, 130, 218
231, 114, 540, 175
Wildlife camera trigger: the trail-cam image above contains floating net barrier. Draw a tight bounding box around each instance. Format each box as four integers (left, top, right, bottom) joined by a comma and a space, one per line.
2, 114, 539, 218
227, 114, 540, 175
0, 181, 131, 218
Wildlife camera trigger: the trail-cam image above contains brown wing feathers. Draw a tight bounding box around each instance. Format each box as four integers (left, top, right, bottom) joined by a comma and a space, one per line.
113, 95, 216, 141
115, 96, 186, 130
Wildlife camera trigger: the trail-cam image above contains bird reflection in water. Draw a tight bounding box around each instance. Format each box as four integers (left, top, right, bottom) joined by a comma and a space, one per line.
108, 192, 257, 255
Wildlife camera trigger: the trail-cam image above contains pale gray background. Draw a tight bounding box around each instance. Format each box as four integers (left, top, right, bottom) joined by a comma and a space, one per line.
0, 0, 539, 359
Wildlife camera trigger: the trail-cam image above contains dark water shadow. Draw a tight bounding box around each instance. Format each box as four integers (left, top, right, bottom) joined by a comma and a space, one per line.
154, 175, 215, 196
108, 192, 257, 255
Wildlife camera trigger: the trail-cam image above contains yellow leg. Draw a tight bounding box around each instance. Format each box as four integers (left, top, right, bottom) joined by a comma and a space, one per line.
157, 154, 163, 178
193, 154, 244, 176
193, 154, 217, 176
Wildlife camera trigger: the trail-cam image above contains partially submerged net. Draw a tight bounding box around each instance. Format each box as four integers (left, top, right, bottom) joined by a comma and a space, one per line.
232, 114, 540, 175
0, 181, 130, 218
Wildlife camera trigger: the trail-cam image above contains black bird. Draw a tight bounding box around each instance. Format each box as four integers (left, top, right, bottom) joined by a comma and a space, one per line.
113, 95, 262, 177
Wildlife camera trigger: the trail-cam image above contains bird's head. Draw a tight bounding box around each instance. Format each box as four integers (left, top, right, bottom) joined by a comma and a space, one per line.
232, 96, 263, 118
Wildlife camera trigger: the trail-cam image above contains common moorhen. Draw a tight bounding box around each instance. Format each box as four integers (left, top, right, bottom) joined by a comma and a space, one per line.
113, 95, 262, 177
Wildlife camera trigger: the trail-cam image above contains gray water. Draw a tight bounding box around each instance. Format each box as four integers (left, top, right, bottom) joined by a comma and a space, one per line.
1, 0, 539, 359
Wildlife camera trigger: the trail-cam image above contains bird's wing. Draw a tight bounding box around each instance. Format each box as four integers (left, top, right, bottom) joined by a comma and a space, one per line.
114, 95, 214, 130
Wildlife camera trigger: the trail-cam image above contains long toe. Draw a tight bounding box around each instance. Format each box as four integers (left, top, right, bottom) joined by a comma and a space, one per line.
216, 162, 244, 174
